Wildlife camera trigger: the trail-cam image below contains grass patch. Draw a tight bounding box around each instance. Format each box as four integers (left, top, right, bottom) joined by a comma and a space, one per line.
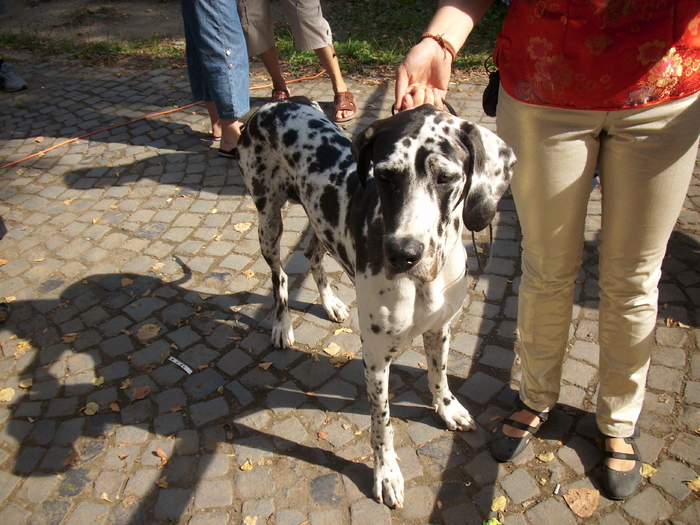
0, 0, 507, 72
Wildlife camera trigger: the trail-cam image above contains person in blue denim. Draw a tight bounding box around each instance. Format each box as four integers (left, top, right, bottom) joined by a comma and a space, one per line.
180, 0, 250, 158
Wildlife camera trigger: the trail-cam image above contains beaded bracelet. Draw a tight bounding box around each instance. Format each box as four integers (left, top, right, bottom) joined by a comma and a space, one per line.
420, 33, 457, 61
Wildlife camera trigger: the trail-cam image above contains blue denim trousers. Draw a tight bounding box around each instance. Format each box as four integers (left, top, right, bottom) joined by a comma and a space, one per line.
180, 0, 250, 120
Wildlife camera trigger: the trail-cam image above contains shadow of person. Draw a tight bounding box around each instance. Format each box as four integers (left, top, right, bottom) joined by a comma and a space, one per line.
0, 251, 498, 523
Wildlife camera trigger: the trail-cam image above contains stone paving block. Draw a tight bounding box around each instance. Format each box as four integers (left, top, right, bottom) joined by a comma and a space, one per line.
524, 497, 577, 525
457, 371, 504, 405
270, 416, 309, 450
275, 509, 308, 525
649, 459, 698, 500
241, 498, 275, 523
685, 380, 700, 404
154, 488, 194, 520
668, 432, 700, 466
648, 364, 685, 393
349, 498, 391, 525
500, 468, 541, 504
27, 500, 72, 525
194, 479, 233, 509
65, 502, 109, 525
236, 466, 276, 499
556, 435, 602, 475
0, 503, 31, 524
622, 487, 674, 522
478, 345, 516, 370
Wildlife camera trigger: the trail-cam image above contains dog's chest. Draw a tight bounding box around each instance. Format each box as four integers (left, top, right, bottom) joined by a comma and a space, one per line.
357, 246, 468, 341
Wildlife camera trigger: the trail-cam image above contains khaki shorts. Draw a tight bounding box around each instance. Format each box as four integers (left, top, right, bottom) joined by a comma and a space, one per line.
237, 0, 333, 56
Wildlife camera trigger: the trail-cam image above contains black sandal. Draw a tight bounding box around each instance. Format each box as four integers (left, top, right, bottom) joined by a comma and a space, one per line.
600, 428, 642, 500
490, 400, 548, 462
218, 146, 238, 159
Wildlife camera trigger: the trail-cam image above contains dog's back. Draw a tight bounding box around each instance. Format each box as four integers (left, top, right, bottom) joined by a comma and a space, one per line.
238, 98, 360, 278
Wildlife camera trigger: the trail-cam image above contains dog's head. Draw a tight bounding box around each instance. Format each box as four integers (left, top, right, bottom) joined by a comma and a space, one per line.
351, 104, 515, 281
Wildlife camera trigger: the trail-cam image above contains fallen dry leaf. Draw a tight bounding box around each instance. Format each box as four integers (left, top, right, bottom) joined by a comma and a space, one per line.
242, 269, 255, 279
155, 448, 169, 466
258, 362, 273, 370
330, 356, 350, 367
0, 387, 16, 402
151, 262, 165, 271
92, 217, 100, 224
0, 259, 8, 267
84, 402, 99, 416
242, 516, 258, 525
490, 495, 507, 512
121, 278, 133, 287
198, 293, 211, 300
641, 463, 658, 479
155, 476, 168, 489
318, 431, 329, 440
136, 323, 160, 342
131, 386, 151, 401
63, 448, 79, 467
537, 452, 555, 463
18, 378, 33, 389
240, 459, 254, 471
333, 327, 353, 335
122, 493, 135, 508
100, 492, 112, 502
35, 136, 45, 143
91, 376, 105, 387
169, 405, 182, 412
685, 476, 700, 492
109, 402, 120, 413
119, 378, 133, 390
323, 342, 341, 357
234, 222, 252, 233
61, 333, 80, 344
563, 488, 599, 518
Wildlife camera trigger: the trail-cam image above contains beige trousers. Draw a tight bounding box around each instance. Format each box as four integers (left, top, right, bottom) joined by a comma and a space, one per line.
497, 89, 700, 437
236, 0, 332, 57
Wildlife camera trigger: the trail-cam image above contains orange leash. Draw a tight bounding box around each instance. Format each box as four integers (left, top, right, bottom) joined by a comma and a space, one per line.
0, 69, 327, 171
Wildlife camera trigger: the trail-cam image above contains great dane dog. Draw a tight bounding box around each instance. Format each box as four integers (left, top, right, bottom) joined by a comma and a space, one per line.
237, 97, 515, 508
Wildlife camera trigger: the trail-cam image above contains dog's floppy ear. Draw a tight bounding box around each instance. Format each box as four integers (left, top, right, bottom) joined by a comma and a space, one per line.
459, 122, 516, 232
351, 122, 381, 188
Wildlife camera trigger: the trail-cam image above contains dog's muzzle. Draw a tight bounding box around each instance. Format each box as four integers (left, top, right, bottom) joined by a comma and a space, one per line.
384, 236, 424, 275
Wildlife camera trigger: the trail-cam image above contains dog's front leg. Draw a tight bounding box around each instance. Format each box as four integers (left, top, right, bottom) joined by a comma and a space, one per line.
364, 344, 404, 508
424, 325, 476, 431
304, 233, 349, 322
257, 208, 294, 348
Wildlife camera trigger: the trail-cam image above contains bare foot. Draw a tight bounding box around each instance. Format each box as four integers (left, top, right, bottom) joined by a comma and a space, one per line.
220, 119, 243, 153
499, 408, 541, 438
605, 437, 637, 472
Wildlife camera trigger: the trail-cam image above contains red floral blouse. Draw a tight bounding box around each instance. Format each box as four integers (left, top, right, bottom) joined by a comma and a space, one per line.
494, 0, 700, 110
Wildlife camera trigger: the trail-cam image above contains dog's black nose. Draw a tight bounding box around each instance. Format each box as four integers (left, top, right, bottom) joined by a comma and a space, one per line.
384, 236, 424, 273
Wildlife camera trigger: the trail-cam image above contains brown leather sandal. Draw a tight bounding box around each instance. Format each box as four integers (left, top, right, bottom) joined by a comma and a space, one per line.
333, 91, 357, 122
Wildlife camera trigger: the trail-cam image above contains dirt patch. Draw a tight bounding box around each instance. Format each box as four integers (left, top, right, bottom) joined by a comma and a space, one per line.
0, 0, 183, 42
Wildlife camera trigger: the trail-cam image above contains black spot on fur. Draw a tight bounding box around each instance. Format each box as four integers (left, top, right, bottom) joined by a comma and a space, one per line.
319, 186, 340, 228
371, 324, 381, 334
282, 129, 298, 147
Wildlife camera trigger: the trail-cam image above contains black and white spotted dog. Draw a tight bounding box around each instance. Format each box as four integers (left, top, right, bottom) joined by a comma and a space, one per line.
237, 97, 515, 508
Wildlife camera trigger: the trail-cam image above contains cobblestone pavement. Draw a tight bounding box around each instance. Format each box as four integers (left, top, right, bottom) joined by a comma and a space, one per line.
0, 54, 699, 525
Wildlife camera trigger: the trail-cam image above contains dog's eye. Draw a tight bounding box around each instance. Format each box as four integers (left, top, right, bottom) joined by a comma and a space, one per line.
375, 170, 389, 181
437, 172, 454, 184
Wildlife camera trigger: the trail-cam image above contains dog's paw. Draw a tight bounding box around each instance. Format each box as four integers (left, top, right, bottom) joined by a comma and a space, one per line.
436, 399, 476, 432
373, 460, 404, 508
323, 295, 350, 323
271, 317, 294, 349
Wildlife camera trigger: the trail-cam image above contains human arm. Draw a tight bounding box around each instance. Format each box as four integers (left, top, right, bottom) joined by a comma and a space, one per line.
395, 0, 494, 111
